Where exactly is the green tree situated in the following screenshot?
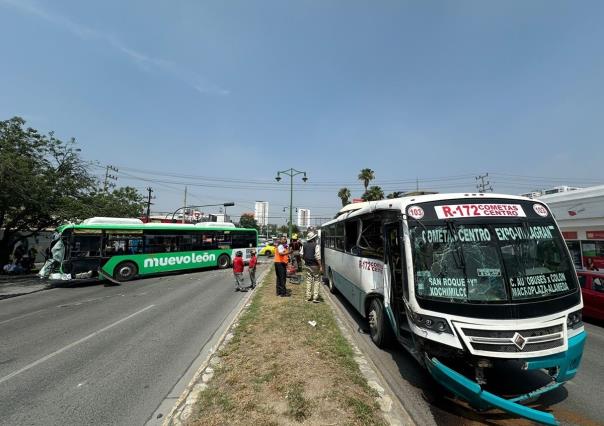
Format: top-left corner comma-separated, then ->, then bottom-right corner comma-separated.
362,186 -> 384,201
278,224 -> 299,236
337,187 -> 351,207
0,117 -> 92,263
0,117 -> 143,263
239,213 -> 258,230
267,224 -> 278,236
79,187 -> 145,219
358,168 -> 375,192
386,191 -> 404,199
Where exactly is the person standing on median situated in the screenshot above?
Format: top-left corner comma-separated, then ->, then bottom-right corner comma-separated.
290,233 -> 302,272
248,249 -> 258,289
274,235 -> 290,297
233,251 -> 248,292
301,230 -> 322,303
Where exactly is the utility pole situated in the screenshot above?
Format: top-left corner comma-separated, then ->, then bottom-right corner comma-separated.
475,173 -> 493,193
145,187 -> 154,221
182,186 -> 188,224
103,165 -> 119,192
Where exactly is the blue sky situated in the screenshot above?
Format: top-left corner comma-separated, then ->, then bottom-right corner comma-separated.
1,0 -> 603,224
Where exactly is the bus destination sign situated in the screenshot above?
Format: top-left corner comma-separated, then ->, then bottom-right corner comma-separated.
435,203 -> 527,219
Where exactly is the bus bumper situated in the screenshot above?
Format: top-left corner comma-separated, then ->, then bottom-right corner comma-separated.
424,331 -> 587,426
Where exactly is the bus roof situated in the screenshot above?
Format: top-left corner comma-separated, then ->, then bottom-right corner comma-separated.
57,222 -> 257,233
324,192 -> 535,226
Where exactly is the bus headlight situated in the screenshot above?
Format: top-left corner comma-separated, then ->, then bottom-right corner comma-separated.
411,313 -> 453,334
567,310 -> 583,329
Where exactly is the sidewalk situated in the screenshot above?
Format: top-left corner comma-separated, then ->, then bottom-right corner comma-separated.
0,273 -> 50,300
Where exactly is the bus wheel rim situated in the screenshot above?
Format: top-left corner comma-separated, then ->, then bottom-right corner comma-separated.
368,309 -> 377,330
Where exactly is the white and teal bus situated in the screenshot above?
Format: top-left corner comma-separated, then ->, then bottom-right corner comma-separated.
321,193 -> 585,425
39,217 -> 257,282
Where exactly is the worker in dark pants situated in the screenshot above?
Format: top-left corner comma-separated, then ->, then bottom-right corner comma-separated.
301,230 -> 322,302
274,235 -> 290,297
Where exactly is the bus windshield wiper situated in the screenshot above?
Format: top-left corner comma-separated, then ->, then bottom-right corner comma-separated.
408,215 -> 428,232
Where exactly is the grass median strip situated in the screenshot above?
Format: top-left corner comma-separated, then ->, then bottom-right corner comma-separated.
189,266 -> 387,425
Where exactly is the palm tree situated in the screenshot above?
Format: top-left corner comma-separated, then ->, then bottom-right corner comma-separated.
358,168 -> 375,192
362,186 -> 384,201
337,187 -> 351,207
386,191 -> 404,199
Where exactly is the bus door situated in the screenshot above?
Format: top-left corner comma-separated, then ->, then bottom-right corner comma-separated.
383,221 -> 411,340
65,229 -> 103,277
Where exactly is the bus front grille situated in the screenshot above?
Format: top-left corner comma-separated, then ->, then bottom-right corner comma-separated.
471,339 -> 564,353
461,325 -> 565,354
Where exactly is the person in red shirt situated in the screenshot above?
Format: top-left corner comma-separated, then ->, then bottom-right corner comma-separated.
233,251 -> 247,292
248,249 -> 258,289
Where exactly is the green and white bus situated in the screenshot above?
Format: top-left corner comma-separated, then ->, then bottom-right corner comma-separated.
39,217 -> 257,282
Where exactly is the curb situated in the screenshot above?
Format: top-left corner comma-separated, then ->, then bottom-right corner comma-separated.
323,288 -> 416,426
162,266 -> 272,426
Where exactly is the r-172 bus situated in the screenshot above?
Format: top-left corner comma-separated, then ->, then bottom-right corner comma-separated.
39,217 -> 257,282
321,193 -> 585,425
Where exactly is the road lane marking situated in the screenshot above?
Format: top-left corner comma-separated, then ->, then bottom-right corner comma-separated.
0,309 -> 47,326
0,304 -> 155,385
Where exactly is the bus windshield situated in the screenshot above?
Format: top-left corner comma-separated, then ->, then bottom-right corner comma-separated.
410,221 -> 577,303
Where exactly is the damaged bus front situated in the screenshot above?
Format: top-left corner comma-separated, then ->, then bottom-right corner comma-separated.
322,194 -> 585,425
404,197 -> 585,425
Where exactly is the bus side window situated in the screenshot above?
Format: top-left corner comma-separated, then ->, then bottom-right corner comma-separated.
358,218 -> 384,260
345,220 -> 360,254
71,235 -> 102,257
201,232 -> 218,250
335,223 -> 345,251
106,234 -> 143,255
144,234 -> 179,253
232,232 -> 257,249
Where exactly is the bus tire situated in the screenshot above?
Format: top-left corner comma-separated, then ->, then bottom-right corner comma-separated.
114,261 -> 138,282
328,269 -> 338,294
368,298 -> 393,348
217,254 -> 231,269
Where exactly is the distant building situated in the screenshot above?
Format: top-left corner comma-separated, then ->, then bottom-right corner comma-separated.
520,186 -> 582,199
298,208 -> 310,228
255,201 -> 269,227
537,185 -> 604,270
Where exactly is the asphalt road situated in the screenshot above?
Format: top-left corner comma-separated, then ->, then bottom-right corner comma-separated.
327,289 -> 604,426
0,262 -> 269,426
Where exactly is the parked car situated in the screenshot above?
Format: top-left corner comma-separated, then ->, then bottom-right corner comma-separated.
258,242 -> 276,257
577,270 -> 604,321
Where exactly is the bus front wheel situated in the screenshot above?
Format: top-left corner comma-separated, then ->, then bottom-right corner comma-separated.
328,269 -> 338,294
217,254 -> 231,269
368,298 -> 393,348
114,261 -> 138,282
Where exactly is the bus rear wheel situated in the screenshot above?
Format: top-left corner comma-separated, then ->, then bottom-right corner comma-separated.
114,261 -> 138,282
217,254 -> 231,269
368,298 -> 393,348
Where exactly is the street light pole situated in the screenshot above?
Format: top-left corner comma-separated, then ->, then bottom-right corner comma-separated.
275,168 -> 307,238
